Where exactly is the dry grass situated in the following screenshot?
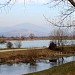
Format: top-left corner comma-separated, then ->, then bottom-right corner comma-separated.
0,46 -> 75,59
0,48 -> 62,59
0,46 -> 75,64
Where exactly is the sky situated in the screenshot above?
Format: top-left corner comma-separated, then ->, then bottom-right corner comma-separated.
0,0 -> 61,28
0,0 -> 74,28
0,0 -> 46,27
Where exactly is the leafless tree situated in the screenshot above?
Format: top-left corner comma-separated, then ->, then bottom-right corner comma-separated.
14,41 -> 22,48
44,0 -> 75,27
50,28 -> 69,51
50,28 -> 68,46
29,33 -> 34,39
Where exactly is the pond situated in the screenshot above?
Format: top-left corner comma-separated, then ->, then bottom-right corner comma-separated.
0,56 -> 75,75
0,40 -> 75,48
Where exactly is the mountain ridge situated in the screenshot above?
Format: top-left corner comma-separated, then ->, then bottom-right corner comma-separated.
0,23 -> 50,37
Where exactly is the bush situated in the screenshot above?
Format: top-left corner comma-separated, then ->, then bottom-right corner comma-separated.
49,41 -> 57,50
7,42 -> 13,48
26,50 -> 38,65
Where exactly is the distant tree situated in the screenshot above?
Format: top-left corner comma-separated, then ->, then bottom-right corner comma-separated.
14,41 -> 22,48
29,33 -> 34,39
49,28 -> 68,51
21,36 -> 25,40
1,35 -> 5,38
50,28 -> 68,46
7,42 -> 13,48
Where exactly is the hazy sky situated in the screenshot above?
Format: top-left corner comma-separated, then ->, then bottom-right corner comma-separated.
0,0 -> 74,28
0,0 -> 61,27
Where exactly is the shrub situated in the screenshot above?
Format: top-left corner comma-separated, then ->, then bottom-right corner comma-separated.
26,50 -> 38,65
49,41 -> 57,50
6,42 -> 13,48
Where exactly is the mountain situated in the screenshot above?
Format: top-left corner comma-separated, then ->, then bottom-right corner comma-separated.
0,23 -> 50,37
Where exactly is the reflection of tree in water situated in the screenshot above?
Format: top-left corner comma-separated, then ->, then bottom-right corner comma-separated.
49,57 -> 64,66
28,64 -> 37,73
50,62 -> 57,67
57,57 -> 64,65
73,56 -> 75,61
50,61 -> 58,67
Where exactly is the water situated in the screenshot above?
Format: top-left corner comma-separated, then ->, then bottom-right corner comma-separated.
0,56 -> 75,75
0,40 -> 75,48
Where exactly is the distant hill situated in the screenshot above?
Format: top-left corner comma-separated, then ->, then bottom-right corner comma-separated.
0,23 -> 50,37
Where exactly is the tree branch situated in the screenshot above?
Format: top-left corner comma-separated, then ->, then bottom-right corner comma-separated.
49,0 -> 62,8
0,0 -> 16,8
68,0 -> 75,7
0,0 -> 11,8
43,14 -> 75,27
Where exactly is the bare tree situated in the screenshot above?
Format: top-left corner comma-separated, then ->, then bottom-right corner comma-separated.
29,33 -> 34,39
14,41 -> 22,48
50,28 -> 68,46
50,28 -> 69,51
42,0 -> 75,28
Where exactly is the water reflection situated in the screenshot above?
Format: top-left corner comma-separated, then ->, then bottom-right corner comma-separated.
28,64 -> 37,73
0,56 -> 75,75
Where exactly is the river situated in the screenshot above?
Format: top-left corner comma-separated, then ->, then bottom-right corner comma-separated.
0,56 -> 75,75
0,40 -> 75,48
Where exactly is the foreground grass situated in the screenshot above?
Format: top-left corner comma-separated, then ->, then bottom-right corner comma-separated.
24,61 -> 75,75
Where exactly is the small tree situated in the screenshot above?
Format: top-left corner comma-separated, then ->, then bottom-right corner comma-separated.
15,41 -> 22,48
29,33 -> 34,39
7,42 -> 13,48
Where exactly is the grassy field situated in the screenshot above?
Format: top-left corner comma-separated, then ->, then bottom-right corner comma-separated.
24,61 -> 75,75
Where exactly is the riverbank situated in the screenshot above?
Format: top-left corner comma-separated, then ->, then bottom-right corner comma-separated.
0,48 -> 63,64
0,46 -> 75,65
0,37 -> 75,41
24,61 -> 75,75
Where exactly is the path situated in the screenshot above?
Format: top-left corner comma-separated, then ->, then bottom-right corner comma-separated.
0,47 -> 44,52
